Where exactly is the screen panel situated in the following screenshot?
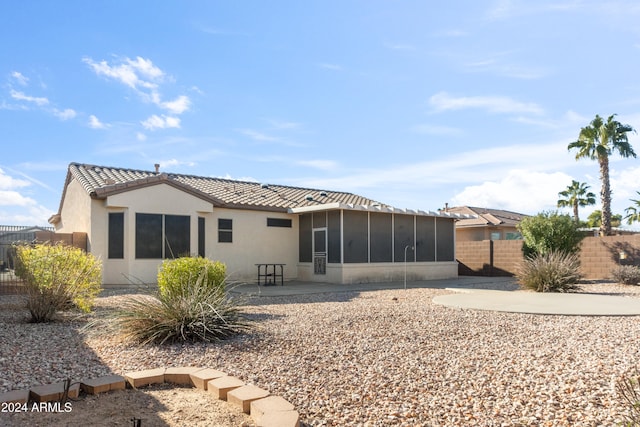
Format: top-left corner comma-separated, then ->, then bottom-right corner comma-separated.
370,212 -> 392,262
416,216 -> 435,262
343,210 -> 368,263
327,210 -> 341,263
436,218 -> 455,261
393,214 -> 415,262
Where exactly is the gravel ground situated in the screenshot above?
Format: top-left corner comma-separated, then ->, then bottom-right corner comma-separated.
2,281 -> 640,426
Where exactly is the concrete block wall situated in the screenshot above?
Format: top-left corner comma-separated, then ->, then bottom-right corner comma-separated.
456,241 -> 492,276
456,235 -> 640,280
491,240 -> 524,276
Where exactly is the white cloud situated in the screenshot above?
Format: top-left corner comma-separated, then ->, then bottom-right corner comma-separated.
136,132 -> 147,141
10,90 -> 49,106
160,95 -> 191,114
88,115 -> 108,129
0,204 -> 55,226
612,166 -> 640,203
83,56 -> 164,90
429,91 -> 544,115
484,0 -> 582,21
450,170 -> 573,214
0,190 -> 36,206
127,56 -> 164,81
296,140 -> 576,212
53,108 -> 76,120
84,56 -> 192,120
0,168 -> 30,190
11,71 -> 29,86
141,114 -> 181,130
158,159 -> 196,169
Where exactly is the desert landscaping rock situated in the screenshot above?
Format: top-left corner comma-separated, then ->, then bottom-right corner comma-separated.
2,281 -> 640,425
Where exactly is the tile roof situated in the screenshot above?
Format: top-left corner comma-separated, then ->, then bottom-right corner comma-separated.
444,206 -> 528,227
62,162 -> 389,213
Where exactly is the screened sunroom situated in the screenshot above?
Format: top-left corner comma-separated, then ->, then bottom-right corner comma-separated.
291,203 -> 462,284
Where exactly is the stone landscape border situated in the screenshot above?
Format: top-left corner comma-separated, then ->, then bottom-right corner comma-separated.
0,366 -> 299,427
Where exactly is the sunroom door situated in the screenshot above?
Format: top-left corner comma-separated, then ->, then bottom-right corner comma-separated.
313,228 -> 327,275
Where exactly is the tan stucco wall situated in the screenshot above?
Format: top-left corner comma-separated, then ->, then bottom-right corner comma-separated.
208,208 -> 298,284
55,179 -> 93,243
456,226 -> 520,242
297,261 -> 458,284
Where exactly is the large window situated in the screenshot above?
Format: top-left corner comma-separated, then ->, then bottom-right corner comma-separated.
218,218 -> 232,243
108,212 -> 124,259
135,213 -> 190,259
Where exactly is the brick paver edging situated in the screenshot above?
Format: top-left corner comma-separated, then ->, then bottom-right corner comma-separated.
0,366 -> 300,427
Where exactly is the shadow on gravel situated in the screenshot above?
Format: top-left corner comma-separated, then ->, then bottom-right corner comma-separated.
0,294 -> 171,427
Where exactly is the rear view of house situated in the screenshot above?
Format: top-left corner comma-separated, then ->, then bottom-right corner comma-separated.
50,163 -> 465,286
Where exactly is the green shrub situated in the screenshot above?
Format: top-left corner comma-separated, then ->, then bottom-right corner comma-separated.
14,243 -> 102,322
110,269 -> 249,344
611,265 -> 640,285
516,250 -> 582,292
157,257 -> 226,298
518,211 -> 584,257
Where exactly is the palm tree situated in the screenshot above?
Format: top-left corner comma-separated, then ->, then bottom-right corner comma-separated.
586,209 -> 622,228
568,114 -> 636,235
557,180 -> 596,224
624,191 -> 640,225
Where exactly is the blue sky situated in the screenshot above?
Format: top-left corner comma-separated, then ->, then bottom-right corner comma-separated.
3,1 -> 640,227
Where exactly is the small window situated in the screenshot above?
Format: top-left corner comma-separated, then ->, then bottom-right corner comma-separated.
490,232 -> 501,241
108,212 -> 124,259
198,217 -> 205,257
267,218 -> 292,228
218,218 -> 232,243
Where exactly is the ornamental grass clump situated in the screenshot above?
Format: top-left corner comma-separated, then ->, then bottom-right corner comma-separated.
516,250 -> 582,293
111,259 -> 249,345
617,372 -> 640,426
611,265 -> 640,286
14,243 -> 102,322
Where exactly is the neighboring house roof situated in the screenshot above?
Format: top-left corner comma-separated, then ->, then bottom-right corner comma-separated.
0,225 -> 54,242
443,206 -> 527,228
0,225 -> 54,233
51,163 -> 392,223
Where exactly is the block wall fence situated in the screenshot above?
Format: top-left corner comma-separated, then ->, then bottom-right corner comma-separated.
456,234 -> 640,280
34,231 -> 87,251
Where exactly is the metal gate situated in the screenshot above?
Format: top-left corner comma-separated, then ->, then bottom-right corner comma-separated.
0,227 -> 46,294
